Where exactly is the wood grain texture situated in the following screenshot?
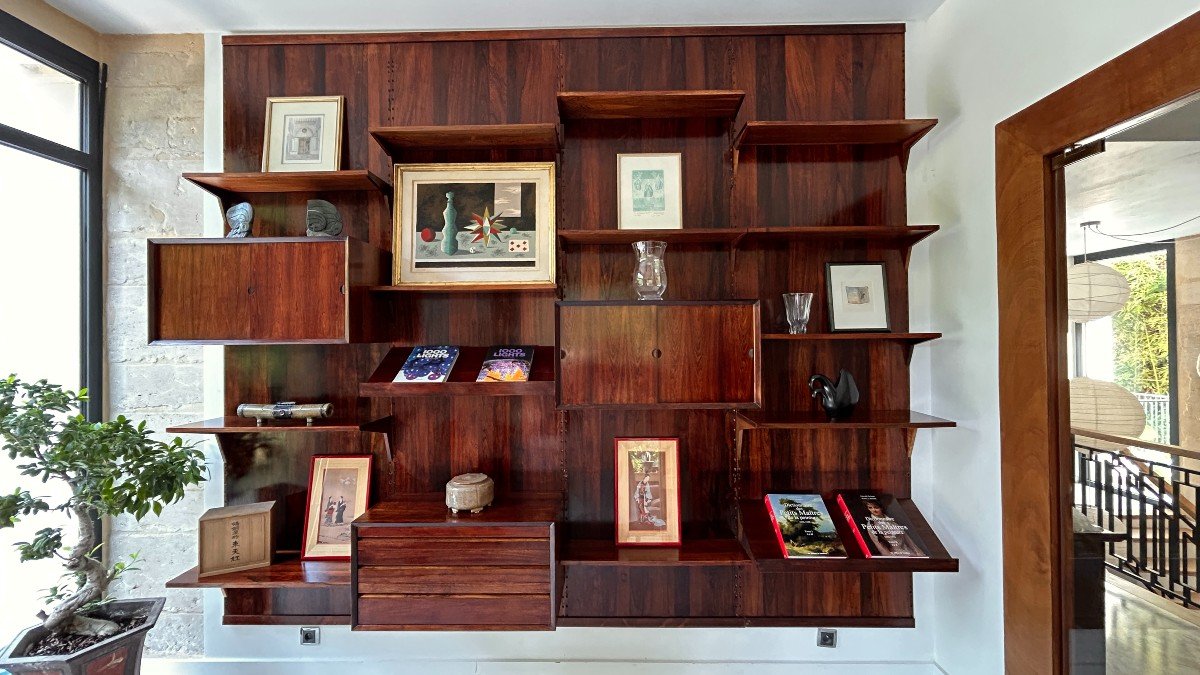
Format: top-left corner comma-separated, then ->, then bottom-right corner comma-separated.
995,12 -> 1200,674
360,346 -> 555,398
370,123 -> 560,155
558,90 -> 745,119
733,119 -> 936,147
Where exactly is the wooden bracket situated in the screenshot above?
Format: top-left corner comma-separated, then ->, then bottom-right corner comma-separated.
905,428 -> 918,458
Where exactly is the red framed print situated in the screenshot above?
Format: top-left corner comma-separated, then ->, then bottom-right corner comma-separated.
301,454 -> 372,560
614,437 -> 681,547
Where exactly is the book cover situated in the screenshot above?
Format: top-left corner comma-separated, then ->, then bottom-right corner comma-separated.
394,346 -> 460,383
476,345 -> 535,383
836,492 -> 929,558
763,494 -> 847,558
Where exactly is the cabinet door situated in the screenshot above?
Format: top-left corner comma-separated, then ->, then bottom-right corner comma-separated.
656,303 -> 758,406
557,304 -> 657,406
249,240 -> 347,342
150,242 -> 252,342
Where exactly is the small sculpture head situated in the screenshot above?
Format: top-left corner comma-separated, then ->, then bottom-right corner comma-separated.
306,199 -> 343,237
225,202 -> 253,238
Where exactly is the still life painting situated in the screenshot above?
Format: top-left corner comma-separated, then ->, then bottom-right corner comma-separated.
302,455 -> 372,560
614,437 -> 681,547
393,163 -> 556,288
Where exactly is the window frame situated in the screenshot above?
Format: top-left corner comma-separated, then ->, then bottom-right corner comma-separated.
0,10 -> 104,422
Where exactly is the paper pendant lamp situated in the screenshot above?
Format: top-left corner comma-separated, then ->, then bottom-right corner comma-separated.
1067,261 -> 1131,322
1069,377 -> 1146,437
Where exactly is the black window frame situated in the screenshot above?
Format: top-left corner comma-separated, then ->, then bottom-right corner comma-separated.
0,10 -> 105,422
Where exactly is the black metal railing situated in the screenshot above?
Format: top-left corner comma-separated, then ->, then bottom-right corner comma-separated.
1074,438 -> 1200,608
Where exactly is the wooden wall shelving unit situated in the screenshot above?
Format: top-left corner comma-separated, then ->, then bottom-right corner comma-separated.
154,24 -> 955,630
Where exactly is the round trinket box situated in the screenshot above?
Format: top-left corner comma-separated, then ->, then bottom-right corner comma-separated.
445,473 -> 495,514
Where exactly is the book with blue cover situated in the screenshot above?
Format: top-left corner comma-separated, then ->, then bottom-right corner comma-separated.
394,346 -> 460,383
763,493 -> 847,558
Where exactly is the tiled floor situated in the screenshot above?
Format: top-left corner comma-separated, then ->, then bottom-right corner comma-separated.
1102,576 -> 1200,674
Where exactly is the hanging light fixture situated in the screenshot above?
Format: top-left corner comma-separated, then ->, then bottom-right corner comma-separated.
1067,221 -> 1130,322
1069,377 -> 1147,437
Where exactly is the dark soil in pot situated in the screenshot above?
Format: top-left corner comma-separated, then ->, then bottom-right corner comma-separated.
20,614 -> 147,658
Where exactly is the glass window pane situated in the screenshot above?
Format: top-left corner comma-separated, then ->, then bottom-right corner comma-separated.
0,42 -> 81,149
0,143 -> 81,640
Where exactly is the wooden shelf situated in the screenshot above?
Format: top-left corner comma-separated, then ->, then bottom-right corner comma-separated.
166,557 -> 350,589
355,493 -> 562,527
738,498 -> 958,573
361,346 -> 556,398
166,417 -> 389,434
561,537 -> 748,567
733,409 -> 955,431
557,226 -> 939,249
557,90 -> 745,120
370,124 -> 559,154
762,332 -> 941,344
558,228 -> 742,245
364,282 -> 558,293
733,119 -> 937,148
183,170 -> 391,204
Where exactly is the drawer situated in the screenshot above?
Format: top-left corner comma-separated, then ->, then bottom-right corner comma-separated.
357,593 -> 553,630
356,537 -> 550,567
356,565 -> 550,595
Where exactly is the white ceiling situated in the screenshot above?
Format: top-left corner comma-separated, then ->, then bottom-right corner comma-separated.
45,0 -> 946,34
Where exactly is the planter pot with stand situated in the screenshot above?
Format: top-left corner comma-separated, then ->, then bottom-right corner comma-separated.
0,597 -> 164,675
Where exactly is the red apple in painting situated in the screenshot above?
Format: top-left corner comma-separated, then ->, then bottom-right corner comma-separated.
420,227 -> 435,242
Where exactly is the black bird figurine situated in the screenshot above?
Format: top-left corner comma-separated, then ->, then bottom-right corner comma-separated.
808,369 -> 860,420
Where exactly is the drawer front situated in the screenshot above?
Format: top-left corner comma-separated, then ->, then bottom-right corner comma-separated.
357,593 -> 553,630
557,304 -> 658,406
656,303 -> 758,405
357,565 -> 550,595
356,536 -> 551,567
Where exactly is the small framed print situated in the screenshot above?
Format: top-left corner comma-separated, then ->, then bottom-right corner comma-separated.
262,95 -> 344,172
826,262 -> 891,332
617,153 -> 682,230
301,454 -> 372,560
614,437 -> 681,547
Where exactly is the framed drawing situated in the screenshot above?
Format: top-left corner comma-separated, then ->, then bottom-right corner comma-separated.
393,162 -> 556,288
614,437 -> 681,547
617,153 -> 682,230
826,262 -> 891,332
262,95 -> 344,172
301,454 -> 372,560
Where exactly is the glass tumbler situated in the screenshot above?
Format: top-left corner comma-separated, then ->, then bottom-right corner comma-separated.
783,292 -> 814,334
632,240 -> 668,300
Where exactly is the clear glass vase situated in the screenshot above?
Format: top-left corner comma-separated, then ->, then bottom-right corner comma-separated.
783,292 -> 813,334
632,240 -> 668,300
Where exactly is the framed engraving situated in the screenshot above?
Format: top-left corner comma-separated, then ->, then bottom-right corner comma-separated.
262,95 -> 344,172
617,153 -> 682,230
825,262 -> 891,332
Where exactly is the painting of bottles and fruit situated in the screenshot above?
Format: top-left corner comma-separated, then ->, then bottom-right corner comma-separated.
393,163 -> 556,288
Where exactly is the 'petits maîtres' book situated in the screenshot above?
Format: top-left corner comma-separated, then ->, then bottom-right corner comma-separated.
763,493 -> 847,558
476,345 -> 535,383
394,346 -> 460,383
836,491 -> 929,558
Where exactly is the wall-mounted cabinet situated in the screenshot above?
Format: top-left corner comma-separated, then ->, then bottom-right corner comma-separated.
556,300 -> 760,409
147,236 -> 389,344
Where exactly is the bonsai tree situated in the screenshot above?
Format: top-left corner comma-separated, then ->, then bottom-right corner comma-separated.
0,376 -> 206,638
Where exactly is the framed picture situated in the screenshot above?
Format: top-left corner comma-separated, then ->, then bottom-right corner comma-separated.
826,262 -> 891,332
301,454 -> 372,560
617,153 -> 682,230
392,162 -> 556,288
614,437 -> 681,547
262,95 -> 344,172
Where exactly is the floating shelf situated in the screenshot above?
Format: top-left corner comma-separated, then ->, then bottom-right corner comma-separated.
762,332 -> 942,344
370,123 -> 560,155
558,228 -> 742,245
734,119 -> 937,148
738,498 -> 958,573
166,417 -> 390,435
361,346 -> 556,398
561,537 -> 748,567
182,170 -> 391,205
557,90 -> 745,120
364,282 -> 558,293
166,556 -> 350,590
733,409 -> 955,431
557,226 -> 939,250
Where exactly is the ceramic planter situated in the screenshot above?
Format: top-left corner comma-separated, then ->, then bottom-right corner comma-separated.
0,597 -> 163,675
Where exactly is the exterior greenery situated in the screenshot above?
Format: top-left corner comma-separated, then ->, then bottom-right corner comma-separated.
1111,254 -> 1169,396
0,376 -> 206,637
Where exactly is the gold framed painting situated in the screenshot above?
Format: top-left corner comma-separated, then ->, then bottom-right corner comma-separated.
262,95 -> 344,172
614,437 -> 682,547
392,162 -> 556,288
301,454 -> 371,560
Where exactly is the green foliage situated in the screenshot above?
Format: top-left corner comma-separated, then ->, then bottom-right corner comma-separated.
1111,256 -> 1169,395
0,375 -> 207,624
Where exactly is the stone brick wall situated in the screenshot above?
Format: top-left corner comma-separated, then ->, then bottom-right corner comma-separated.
102,34 -> 207,657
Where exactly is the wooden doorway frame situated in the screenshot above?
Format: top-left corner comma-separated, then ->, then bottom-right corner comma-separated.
997,11 -> 1200,675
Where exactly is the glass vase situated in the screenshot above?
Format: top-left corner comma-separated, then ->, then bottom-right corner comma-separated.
632,240 -> 668,301
783,292 -> 813,334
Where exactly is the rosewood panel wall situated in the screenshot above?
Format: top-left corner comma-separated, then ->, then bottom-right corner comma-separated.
220,24 -> 916,625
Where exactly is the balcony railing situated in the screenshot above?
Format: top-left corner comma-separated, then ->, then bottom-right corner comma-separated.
1135,392 -> 1171,443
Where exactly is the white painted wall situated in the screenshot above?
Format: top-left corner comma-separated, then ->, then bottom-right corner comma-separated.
904,1 -> 1200,673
